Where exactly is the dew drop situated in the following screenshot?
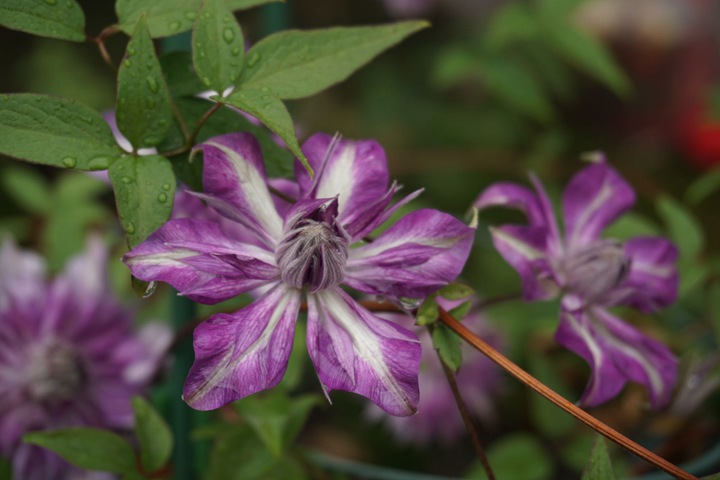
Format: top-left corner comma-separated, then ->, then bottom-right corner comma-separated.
169,21 -> 181,31
246,51 -> 260,67
157,193 -> 168,203
261,86 -> 270,92
121,176 -> 132,184
146,77 -> 159,93
223,28 -> 235,44
184,11 -> 196,20
143,281 -> 157,298
124,59 -> 132,67
127,46 -> 136,56
125,222 -> 136,234
202,76 -> 211,86
231,47 -> 241,56
61,157 -> 76,168
88,156 -> 111,170
162,183 -> 171,191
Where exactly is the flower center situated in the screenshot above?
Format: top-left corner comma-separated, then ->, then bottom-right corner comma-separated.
562,240 -> 631,303
275,199 -> 350,292
27,341 -> 86,405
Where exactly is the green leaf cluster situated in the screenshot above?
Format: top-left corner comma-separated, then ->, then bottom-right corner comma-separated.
22,397 -> 172,479
434,0 -> 629,124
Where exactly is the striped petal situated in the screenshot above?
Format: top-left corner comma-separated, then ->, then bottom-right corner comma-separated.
195,132 -> 284,247
123,219 -> 278,304
345,209 -> 475,300
555,307 -> 677,408
562,158 -> 635,249
307,288 -> 420,416
296,134 -> 390,225
183,284 -> 301,410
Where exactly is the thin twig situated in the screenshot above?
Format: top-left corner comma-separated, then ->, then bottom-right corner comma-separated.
434,335 -> 495,480
87,25 -> 120,72
161,102 -> 224,158
436,307 -> 698,480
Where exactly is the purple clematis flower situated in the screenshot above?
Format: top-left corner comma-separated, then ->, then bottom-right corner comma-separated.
474,155 -> 678,408
124,132 -> 475,415
0,237 -> 170,480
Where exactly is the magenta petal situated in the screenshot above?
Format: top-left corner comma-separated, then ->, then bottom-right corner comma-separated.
489,225 -> 558,301
556,307 -> 677,408
474,182 -> 547,227
0,238 -> 46,316
562,160 -> 635,248
345,209 -> 475,299
196,133 -> 283,247
614,237 -> 679,313
307,288 -> 420,416
297,134 -> 390,224
123,218 -> 278,304
183,284 -> 301,410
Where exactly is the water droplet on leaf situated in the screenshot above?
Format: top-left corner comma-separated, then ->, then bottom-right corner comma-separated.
184,11 -> 196,20
146,77 -> 159,93
121,176 -> 132,184
125,222 -> 136,234
247,52 -> 260,67
157,193 -> 168,203
88,156 -> 111,170
223,28 -> 235,44
169,21 -> 181,31
162,183 -> 171,191
61,157 -> 76,168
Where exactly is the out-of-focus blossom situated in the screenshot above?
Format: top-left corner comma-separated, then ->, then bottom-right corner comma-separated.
0,237 -> 171,480
370,298 -> 503,445
124,132 -> 475,416
475,155 -> 678,408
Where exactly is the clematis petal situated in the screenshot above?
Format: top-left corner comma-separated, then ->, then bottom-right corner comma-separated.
474,182 -> 547,227
0,238 -> 46,316
296,134 -> 390,224
307,288 -> 420,416
344,209 -> 475,299
562,159 -> 635,248
183,284 -> 301,410
344,182 -> 423,241
555,307 -> 677,408
123,218 -> 278,304
609,237 -> 679,313
488,225 -> 559,301
195,132 -> 284,247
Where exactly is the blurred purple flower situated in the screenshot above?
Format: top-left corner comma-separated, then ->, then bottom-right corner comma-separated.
474,155 -> 678,408
370,298 -> 504,445
124,132 -> 475,416
0,237 -> 170,480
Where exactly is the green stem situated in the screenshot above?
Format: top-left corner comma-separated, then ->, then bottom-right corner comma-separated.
169,294 -> 197,480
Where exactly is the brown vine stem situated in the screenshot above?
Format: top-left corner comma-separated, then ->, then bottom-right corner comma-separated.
161,102 -> 224,158
87,25 -> 120,73
436,307 -> 697,480
434,335 -> 495,480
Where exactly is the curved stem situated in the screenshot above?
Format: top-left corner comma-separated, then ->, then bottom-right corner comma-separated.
161,102 -> 223,158
436,307 -> 697,480
433,334 -> 495,480
87,25 -> 120,73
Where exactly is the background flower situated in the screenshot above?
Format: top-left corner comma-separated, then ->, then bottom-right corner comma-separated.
474,156 -> 678,408
0,237 -> 170,480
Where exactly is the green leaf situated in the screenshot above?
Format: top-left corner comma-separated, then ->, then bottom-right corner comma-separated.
656,195 -> 704,260
528,353 -> 575,438
223,88 -> 311,174
438,282 -> 475,300
206,428 -> 275,480
478,56 -> 555,123
415,297 -> 439,326
0,166 -> 51,214
235,392 -> 319,457
432,324 -> 462,372
466,433 -> 552,480
237,21 -> 429,99
108,154 -> 177,247
544,26 -> 630,97
448,301 -> 472,319
0,0 -> 85,41
686,168 -> 720,205
162,51 -> 207,97
483,3 -> 537,50
192,0 -> 245,93
23,428 -> 136,474
116,0 -> 281,38
116,16 -> 173,149
0,94 -> 123,170
132,397 -> 173,474
581,436 -> 615,480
